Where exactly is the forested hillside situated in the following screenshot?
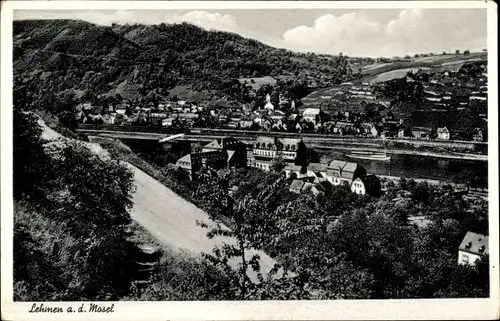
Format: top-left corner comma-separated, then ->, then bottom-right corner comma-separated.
13,19 -> 351,103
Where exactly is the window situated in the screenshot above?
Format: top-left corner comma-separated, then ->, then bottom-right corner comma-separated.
461,254 -> 470,264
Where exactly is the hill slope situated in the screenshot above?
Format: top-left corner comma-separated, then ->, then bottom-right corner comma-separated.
14,19 -> 350,103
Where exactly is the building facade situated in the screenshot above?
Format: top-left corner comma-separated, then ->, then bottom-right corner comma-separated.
437,127 -> 450,140
252,136 -> 307,171
458,231 -> 489,266
326,160 -> 367,186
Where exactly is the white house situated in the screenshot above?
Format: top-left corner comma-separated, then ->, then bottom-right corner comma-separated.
162,118 -> 176,127
303,108 -> 321,125
472,128 -> 484,142
351,177 -> 366,195
458,232 -> 488,266
437,127 -> 450,140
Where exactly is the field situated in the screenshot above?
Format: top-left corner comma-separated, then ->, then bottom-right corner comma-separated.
303,52 -> 487,106
360,52 -> 487,76
238,76 -> 277,91
371,67 -> 431,83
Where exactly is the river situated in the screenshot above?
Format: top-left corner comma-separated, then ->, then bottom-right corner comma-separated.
120,138 -> 488,183
321,151 -> 488,182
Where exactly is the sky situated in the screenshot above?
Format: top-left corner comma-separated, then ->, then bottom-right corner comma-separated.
14,9 -> 487,57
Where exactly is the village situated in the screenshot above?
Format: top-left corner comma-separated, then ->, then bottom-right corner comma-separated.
70,54 -> 490,273
172,133 -> 488,268
75,59 -> 488,144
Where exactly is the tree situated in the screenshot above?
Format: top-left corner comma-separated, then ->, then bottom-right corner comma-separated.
197,193 -> 284,299
411,181 -> 430,204
270,155 -> 287,173
463,50 -> 470,55
456,49 -> 460,54
13,109 -> 50,201
192,143 -> 203,153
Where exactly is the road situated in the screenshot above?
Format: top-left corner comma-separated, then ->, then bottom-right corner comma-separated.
40,119 -> 280,282
128,162 -> 280,281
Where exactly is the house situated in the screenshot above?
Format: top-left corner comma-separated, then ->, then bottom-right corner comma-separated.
306,163 -> 328,179
81,103 -> 92,111
333,121 -> 355,135
264,94 -> 275,111
311,183 -> 326,196
162,117 -> 181,127
115,107 -> 127,115
398,121 -> 412,138
176,154 -> 199,180
303,108 -> 321,125
412,127 -> 433,140
351,174 -> 382,197
176,151 -> 228,180
162,118 -> 175,127
289,179 -> 305,193
246,150 -> 255,168
202,137 -> 247,168
437,127 -> 450,140
148,112 -> 169,125
252,136 -> 307,171
351,177 -> 366,195
284,164 -> 306,179
326,160 -> 366,186
102,113 -> 117,125
75,110 -> 85,122
240,120 -> 254,129
177,113 -> 199,121
85,113 -> 103,124
361,123 -> 378,137
472,128 -> 484,142
458,232 -> 489,266
289,179 -> 314,194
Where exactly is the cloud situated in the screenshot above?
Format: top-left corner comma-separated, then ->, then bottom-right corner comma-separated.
283,12 -> 384,55
14,10 -> 241,33
282,9 -> 487,57
14,9 -> 486,57
181,11 -> 238,32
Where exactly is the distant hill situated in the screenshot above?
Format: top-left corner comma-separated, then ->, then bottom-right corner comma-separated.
13,19 -> 351,103
303,52 -> 487,107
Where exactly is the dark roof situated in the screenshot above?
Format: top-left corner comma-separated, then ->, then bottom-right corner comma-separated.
254,136 -> 302,151
459,231 -> 489,256
412,127 -> 433,133
204,137 -> 243,150
302,182 -> 314,192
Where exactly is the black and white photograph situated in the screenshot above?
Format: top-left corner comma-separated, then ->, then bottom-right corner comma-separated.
1,1 -> 498,320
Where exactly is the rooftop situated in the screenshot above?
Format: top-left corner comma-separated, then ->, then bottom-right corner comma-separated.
177,154 -> 192,164
290,179 -> 305,191
459,231 -> 489,256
